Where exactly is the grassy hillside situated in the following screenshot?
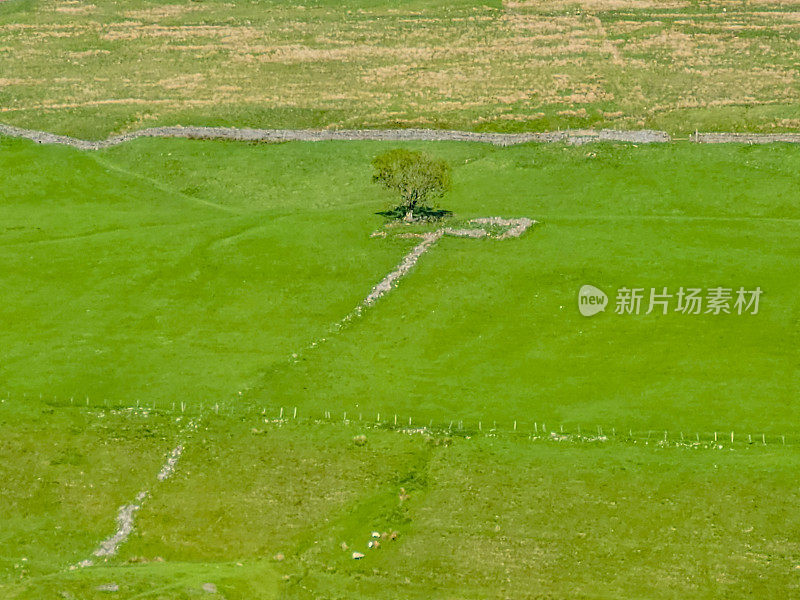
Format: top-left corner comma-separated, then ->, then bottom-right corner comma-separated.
2,137 -> 797,433
1,137 -> 798,598
3,405 -> 800,599
1,0 -> 800,137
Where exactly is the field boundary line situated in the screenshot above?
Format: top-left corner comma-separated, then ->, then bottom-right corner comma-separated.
256,409 -> 797,450
278,218 -> 537,362
4,122 -> 800,148
72,443 -> 184,570
2,396 -> 795,449
356,217 -> 535,312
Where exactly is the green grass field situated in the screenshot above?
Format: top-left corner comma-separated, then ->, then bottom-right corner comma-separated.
2,137 -> 797,432
1,0 -> 800,137
1,136 -> 798,597
7,410 -> 799,599
3,0 -> 799,596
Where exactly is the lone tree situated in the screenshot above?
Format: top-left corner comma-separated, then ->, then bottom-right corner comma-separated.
371,149 -> 452,220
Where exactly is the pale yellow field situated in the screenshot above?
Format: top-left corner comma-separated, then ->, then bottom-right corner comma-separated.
1,0 -> 798,137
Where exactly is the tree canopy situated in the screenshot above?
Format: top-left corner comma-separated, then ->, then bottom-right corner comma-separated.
371,149 -> 451,219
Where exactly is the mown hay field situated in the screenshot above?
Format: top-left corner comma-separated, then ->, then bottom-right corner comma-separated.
1,0 -> 800,137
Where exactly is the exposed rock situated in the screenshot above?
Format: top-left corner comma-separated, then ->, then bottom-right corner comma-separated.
361,217 -> 536,310
75,445 -> 184,568
157,445 -> 183,481
0,124 -> 675,150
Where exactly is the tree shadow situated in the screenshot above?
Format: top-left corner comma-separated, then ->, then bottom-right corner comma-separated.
375,205 -> 453,220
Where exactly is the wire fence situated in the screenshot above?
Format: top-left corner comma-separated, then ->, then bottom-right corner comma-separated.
288,408 -> 794,449
3,392 -> 796,449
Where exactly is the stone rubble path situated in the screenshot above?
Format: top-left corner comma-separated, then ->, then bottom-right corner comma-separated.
360,217 -> 535,311
3,123 -> 800,149
290,218 -> 536,364
73,445 -> 183,569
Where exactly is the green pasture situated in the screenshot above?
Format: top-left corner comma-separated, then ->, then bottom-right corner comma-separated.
0,136 -> 798,597
2,409 -> 799,599
1,137 -> 796,433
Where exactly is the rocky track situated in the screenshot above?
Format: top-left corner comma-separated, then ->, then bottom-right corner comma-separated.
360,218 -> 536,310
3,123 -> 800,149
73,444 -> 184,569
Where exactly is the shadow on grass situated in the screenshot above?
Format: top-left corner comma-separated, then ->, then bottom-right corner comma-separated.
376,206 -> 453,220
